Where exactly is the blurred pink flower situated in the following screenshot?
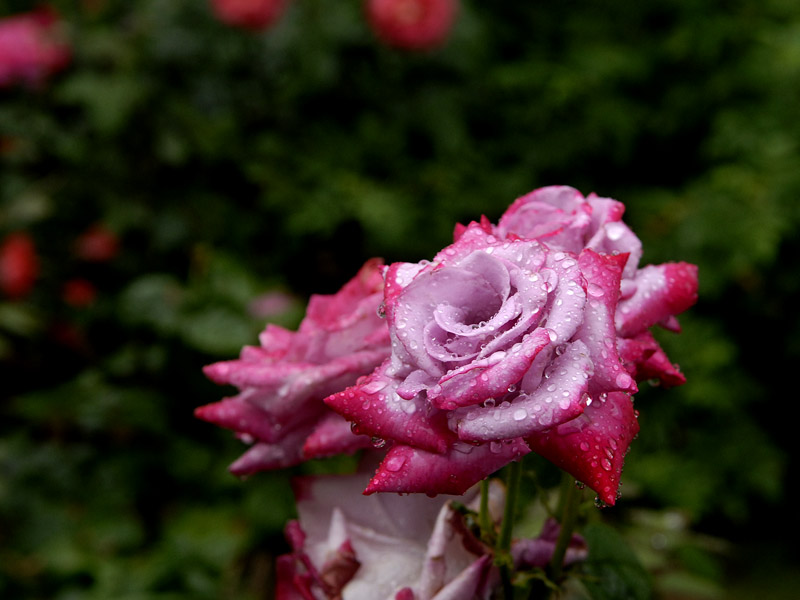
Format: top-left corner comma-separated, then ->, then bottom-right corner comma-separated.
366,0 -> 458,50
277,472 -> 586,599
210,0 -> 289,31
0,7 -> 70,88
197,259 -> 391,475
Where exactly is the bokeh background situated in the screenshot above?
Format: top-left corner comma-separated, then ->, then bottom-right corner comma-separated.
1,0 -> 798,598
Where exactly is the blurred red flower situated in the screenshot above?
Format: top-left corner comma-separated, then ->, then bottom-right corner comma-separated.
366,0 -> 458,50
0,232 -> 39,300
62,278 -> 97,308
0,7 -> 71,88
210,0 -> 289,31
74,224 -> 120,263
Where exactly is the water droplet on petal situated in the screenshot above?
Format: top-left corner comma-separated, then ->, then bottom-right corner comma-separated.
616,372 -> 633,389
384,455 -> 406,472
513,408 -> 527,421
587,283 -> 605,298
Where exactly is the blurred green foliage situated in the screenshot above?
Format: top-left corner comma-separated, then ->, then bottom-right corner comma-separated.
1,0 -> 798,598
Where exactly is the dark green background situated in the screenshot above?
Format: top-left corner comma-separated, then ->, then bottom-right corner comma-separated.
1,1 -> 797,598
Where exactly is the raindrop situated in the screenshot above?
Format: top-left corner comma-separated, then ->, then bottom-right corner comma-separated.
615,372 -> 633,388
384,455 -> 406,472
513,408 -> 527,421
587,283 -> 604,298
371,437 -> 387,448
376,302 -> 387,318
507,384 -> 518,393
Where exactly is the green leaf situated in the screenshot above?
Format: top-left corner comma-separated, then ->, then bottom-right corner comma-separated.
579,522 -> 652,600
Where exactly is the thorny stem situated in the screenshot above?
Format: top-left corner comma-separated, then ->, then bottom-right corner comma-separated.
548,471 -> 583,585
497,458 -> 524,600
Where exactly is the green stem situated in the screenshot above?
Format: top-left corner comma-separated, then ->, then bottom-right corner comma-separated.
497,459 -> 524,600
548,472 -> 583,584
499,459 -> 523,552
479,479 -> 492,542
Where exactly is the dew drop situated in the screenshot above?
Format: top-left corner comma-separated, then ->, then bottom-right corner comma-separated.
384,455 -> 406,472
616,372 -> 633,388
513,408 -> 527,421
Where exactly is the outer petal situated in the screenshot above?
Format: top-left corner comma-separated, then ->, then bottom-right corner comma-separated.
194,397 -> 288,443
325,360 -> 455,454
302,412 -> 373,459
616,262 -> 699,337
526,391 -> 639,506
496,186 -> 590,252
430,555 -> 492,600
576,249 -> 638,395
618,331 -> 686,387
365,441 -> 530,496
228,427 -> 312,475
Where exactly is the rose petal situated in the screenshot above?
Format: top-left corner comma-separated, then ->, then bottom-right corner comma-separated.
429,555 -> 492,600
428,328 -> 552,410
576,249 -> 638,395
618,332 -> 686,387
526,391 -> 639,505
456,340 -> 592,441
325,361 -> 455,454
229,428 -> 311,475
194,397 -> 289,443
616,262 -> 699,337
365,440 -> 530,496
497,186 -> 590,252
302,412 -> 373,459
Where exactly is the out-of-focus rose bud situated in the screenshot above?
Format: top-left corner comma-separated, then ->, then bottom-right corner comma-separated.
0,232 -> 39,300
210,0 -> 289,31
365,0 -> 458,50
62,278 -> 97,308
0,7 -> 71,88
74,224 -> 120,263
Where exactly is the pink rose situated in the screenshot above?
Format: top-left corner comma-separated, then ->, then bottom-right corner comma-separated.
277,471 -> 586,599
326,225 -> 643,505
197,259 -> 391,475
0,7 -> 71,88
210,0 -> 289,31
365,0 -> 458,50
464,186 -> 698,388
277,472 -> 496,600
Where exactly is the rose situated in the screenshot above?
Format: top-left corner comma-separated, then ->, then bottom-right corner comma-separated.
277,472 -> 496,600
277,471 -> 586,599
326,224 -> 642,505
365,0 -> 459,51
209,0 -> 289,31
478,186 -> 698,387
0,232 -> 39,300
197,259 -> 391,475
0,7 -> 70,88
